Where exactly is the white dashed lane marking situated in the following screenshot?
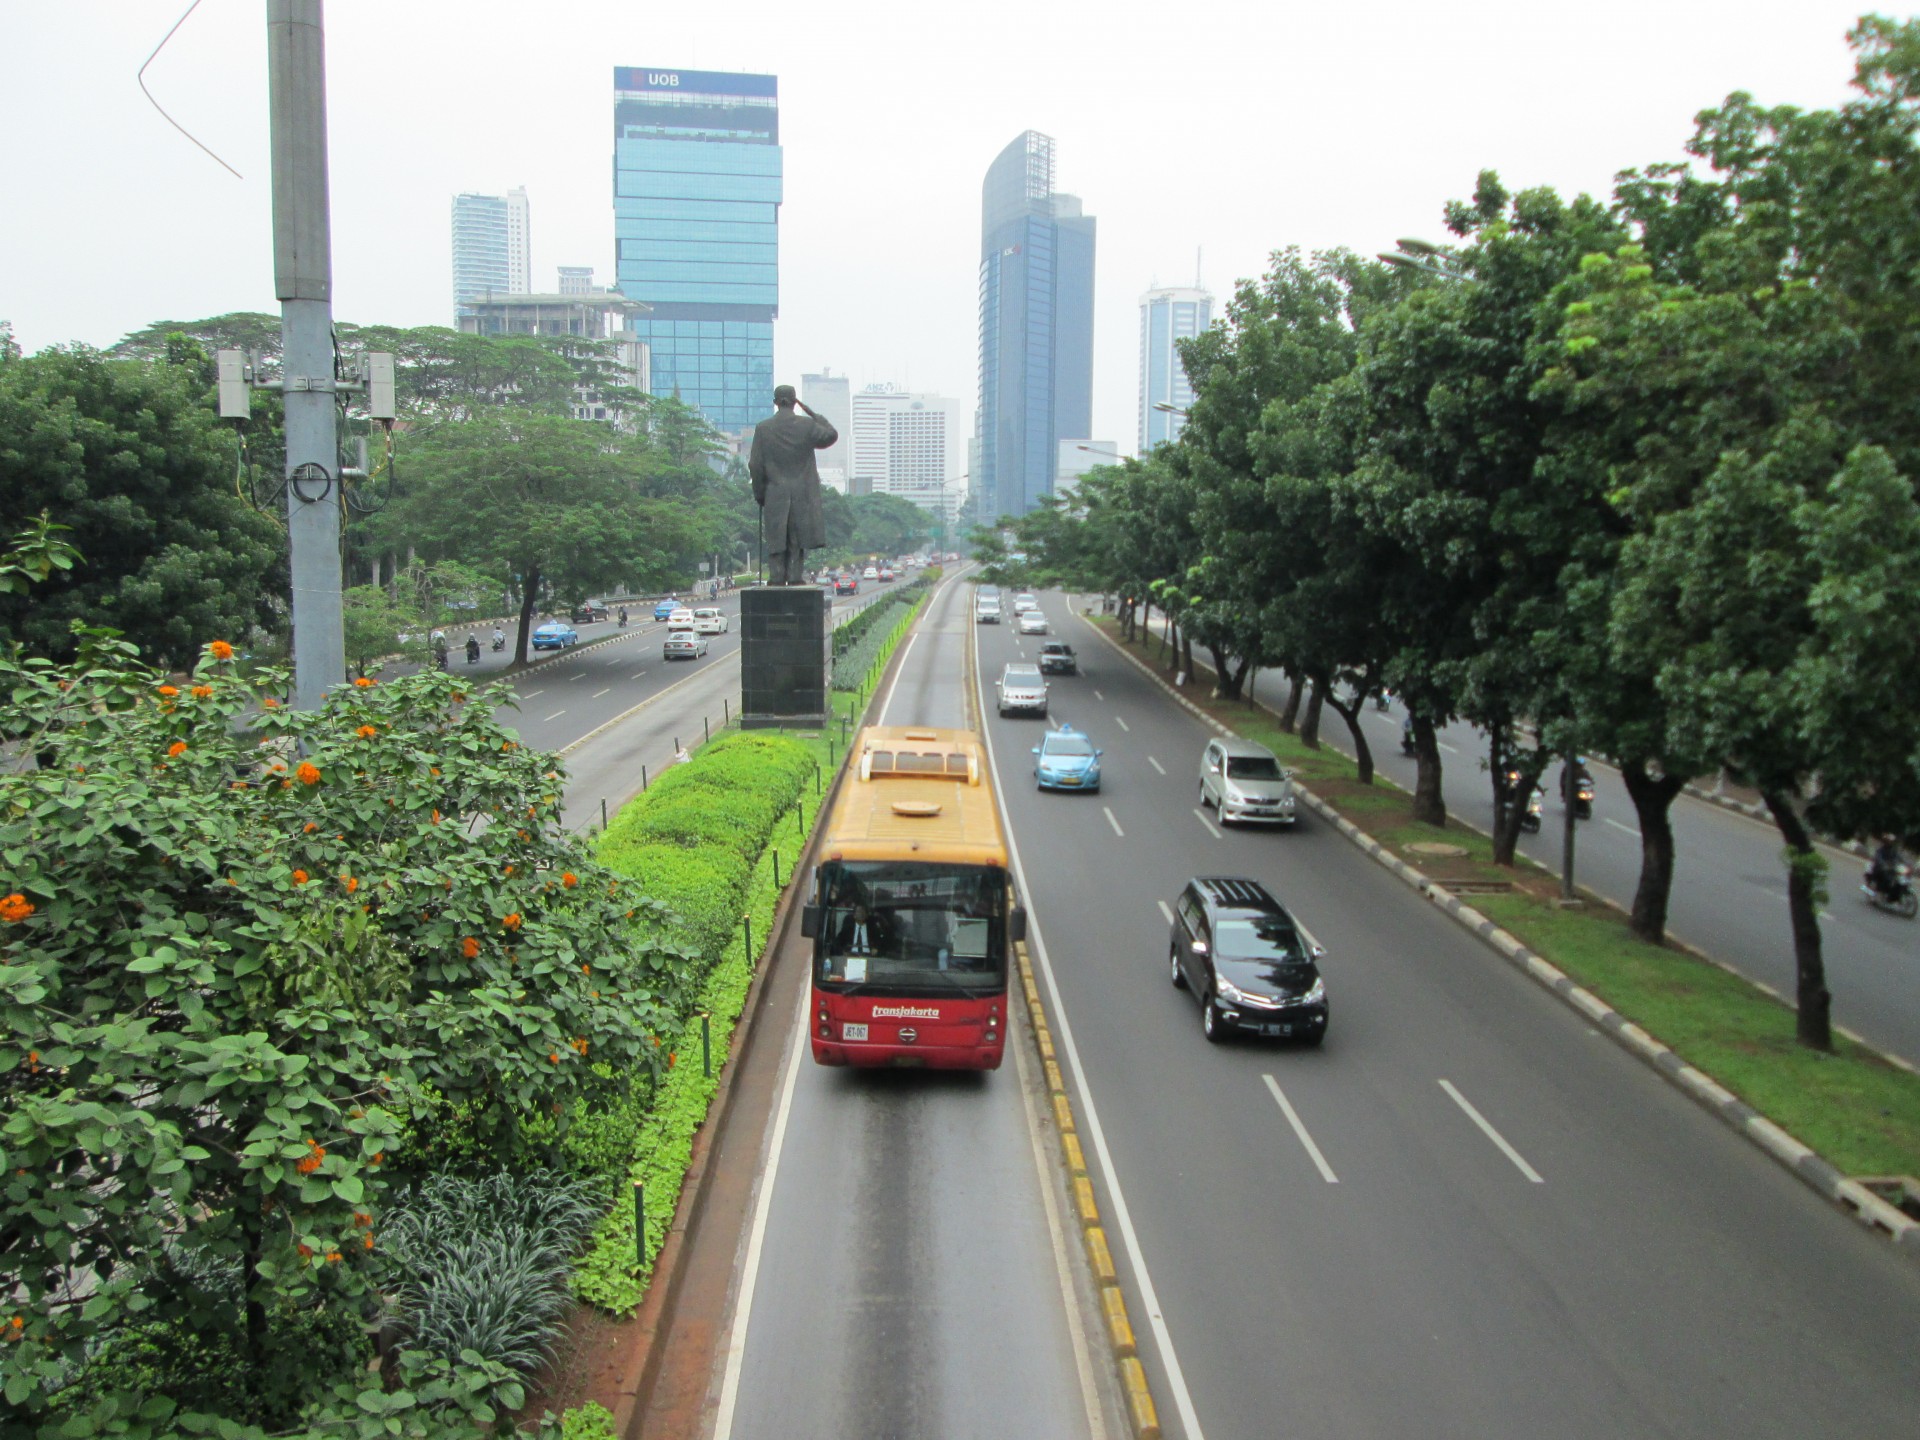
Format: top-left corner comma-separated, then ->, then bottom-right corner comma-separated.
1103,806 -> 1125,838
1147,755 -> 1165,775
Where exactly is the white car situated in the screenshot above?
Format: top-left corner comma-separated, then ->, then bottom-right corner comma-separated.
1011,592 -> 1038,613
663,631 -> 709,661
996,662 -> 1049,718
692,607 -> 728,635
666,607 -> 696,630
1017,610 -> 1049,635
863,565 -> 880,580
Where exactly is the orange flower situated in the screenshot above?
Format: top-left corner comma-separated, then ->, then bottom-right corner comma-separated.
355,725 -> 378,739
304,822 -> 318,833
269,760 -> 286,772
324,1250 -> 342,1264
431,808 -> 441,825
209,640 -> 234,660
190,685 -> 213,699
157,685 -> 179,698
297,1244 -> 313,1259
341,875 -> 358,894
296,762 -> 321,785
461,936 -> 480,958
363,1232 -> 375,1251
292,870 -> 310,886
562,872 -> 578,889
549,1051 -> 560,1064
0,895 -> 34,924
580,963 -> 590,975
370,1152 -> 384,1166
354,676 -> 375,688
668,1051 -> 677,1068
429,766 -> 441,777
517,830 -> 531,842
230,781 -> 249,791
280,779 -> 293,789
264,696 -> 280,709
167,740 -> 188,758
502,912 -> 523,931
503,865 -> 515,878
572,1037 -> 589,1055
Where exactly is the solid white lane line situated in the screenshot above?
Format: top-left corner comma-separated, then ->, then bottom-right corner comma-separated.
876,632 -> 920,725
1103,806 -> 1125,838
713,985 -> 810,1438
1605,817 -> 1641,839
1438,1080 -> 1544,1183
592,688 -> 611,699
1262,1075 -> 1339,1184
1147,755 -> 1165,775
1094,689 -> 1105,701
1157,899 -> 1175,925
1114,717 -> 1130,733
1194,809 -> 1222,840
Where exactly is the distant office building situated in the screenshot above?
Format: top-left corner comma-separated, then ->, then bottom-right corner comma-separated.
801,370 -> 853,492
1139,285 -> 1210,449
976,131 -> 1096,520
1056,440 -> 1119,500
451,188 -> 531,319
557,265 -> 596,295
612,66 -> 781,437
457,291 -> 650,423
851,385 -> 963,519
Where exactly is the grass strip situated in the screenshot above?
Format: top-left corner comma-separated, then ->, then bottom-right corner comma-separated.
1090,616 -> 1920,1180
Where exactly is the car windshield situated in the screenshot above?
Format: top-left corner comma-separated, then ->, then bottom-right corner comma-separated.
1003,667 -> 1040,682
1214,915 -> 1310,963
1226,756 -> 1283,780
1046,735 -> 1095,758
814,861 -> 1009,994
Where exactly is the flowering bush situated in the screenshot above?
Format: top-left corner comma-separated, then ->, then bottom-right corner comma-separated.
0,627 -> 692,1430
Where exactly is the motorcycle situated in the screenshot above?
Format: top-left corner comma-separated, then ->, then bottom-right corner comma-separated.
1561,764 -> 1596,820
1861,862 -> 1918,919
1500,766 -> 1543,834
491,635 -> 506,652
465,638 -> 481,665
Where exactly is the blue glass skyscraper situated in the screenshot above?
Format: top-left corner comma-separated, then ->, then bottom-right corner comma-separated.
976,132 -> 1096,520
612,67 -> 781,436
1138,286 -> 1211,449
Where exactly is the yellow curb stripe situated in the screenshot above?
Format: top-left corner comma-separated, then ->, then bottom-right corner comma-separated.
1052,1092 -> 1076,1134
1084,1225 -> 1118,1284
1044,1058 -> 1068,1095
1101,1285 -> 1137,1358
1120,1356 -> 1162,1440
1062,1132 -> 1088,1176
1073,1174 -> 1100,1227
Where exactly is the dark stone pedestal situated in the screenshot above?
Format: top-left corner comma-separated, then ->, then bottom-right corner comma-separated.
740,586 -> 829,729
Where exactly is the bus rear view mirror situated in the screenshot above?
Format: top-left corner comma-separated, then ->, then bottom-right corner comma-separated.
1009,907 -> 1028,943
800,905 -> 821,939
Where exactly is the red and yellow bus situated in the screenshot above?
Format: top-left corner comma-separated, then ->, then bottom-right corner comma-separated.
802,725 -> 1025,1069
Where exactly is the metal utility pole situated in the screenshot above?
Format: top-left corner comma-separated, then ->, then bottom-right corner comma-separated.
268,0 -> 343,710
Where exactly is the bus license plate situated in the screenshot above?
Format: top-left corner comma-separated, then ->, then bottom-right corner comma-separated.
842,1023 -> 869,1041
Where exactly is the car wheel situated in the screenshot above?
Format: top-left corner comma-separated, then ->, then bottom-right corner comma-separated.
1202,991 -> 1225,1043
1169,945 -> 1186,990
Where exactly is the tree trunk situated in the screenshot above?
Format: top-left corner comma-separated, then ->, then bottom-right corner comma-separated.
515,565 -> 541,667
1299,681 -> 1324,748
1324,691 -> 1374,784
1410,714 -> 1446,826
1620,759 -> 1686,943
1489,730 -> 1539,868
1559,750 -> 1579,902
1761,789 -> 1833,1051
1181,630 -> 1195,685
1280,672 -> 1303,732
1217,652 -> 1250,703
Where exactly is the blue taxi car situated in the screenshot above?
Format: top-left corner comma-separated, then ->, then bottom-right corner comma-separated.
1033,725 -> 1103,792
531,622 -> 580,651
653,597 -> 678,621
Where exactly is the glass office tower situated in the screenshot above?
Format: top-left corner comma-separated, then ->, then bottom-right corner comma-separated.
1138,286 -> 1211,449
976,131 -> 1096,520
612,67 -> 781,436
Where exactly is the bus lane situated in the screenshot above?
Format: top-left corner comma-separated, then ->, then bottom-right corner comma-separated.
972,591 -> 1920,1440
711,571 -> 1107,1439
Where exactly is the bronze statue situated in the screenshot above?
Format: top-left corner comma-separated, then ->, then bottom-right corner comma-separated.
748,384 -> 838,584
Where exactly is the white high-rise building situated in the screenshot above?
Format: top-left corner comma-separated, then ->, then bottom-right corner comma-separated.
1139,284 -> 1211,449
851,385 -> 963,519
557,265 -> 595,295
801,370 -> 853,493
451,187 -> 533,320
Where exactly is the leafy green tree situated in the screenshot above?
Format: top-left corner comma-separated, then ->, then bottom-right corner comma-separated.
342,583 -> 426,678
0,346 -> 286,669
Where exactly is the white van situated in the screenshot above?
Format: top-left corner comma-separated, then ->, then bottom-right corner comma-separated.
975,596 -> 1002,624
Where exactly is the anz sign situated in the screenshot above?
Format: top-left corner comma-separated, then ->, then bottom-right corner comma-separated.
614,66 -> 778,98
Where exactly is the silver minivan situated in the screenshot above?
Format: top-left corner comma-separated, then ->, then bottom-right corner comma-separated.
1198,737 -> 1297,825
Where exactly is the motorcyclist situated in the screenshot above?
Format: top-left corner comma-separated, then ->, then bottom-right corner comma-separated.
1868,837 -> 1906,900
1560,757 -> 1593,802
618,607 -> 629,628
492,625 -> 505,651
465,635 -> 480,664
430,633 -> 449,671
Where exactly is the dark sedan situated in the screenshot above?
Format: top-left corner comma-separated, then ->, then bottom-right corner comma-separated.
1169,876 -> 1327,1044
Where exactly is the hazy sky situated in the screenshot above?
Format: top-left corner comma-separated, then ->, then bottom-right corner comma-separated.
1,1 -> 1879,455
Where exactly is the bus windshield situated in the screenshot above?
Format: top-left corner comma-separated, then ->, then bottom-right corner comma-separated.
814,860 -> 1009,995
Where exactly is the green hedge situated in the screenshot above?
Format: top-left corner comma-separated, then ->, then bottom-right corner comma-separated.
832,571 -> 936,658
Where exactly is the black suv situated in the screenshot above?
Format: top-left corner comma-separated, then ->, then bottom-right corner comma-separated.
1038,641 -> 1078,675
1169,877 -> 1327,1044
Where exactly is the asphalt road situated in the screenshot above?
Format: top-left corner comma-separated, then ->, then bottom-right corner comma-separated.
713,569 -> 1107,1439
1199,651 -> 1920,1068
977,594 -> 1920,1440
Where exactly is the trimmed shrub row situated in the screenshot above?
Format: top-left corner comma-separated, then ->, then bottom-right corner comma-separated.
831,571 -> 937,658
